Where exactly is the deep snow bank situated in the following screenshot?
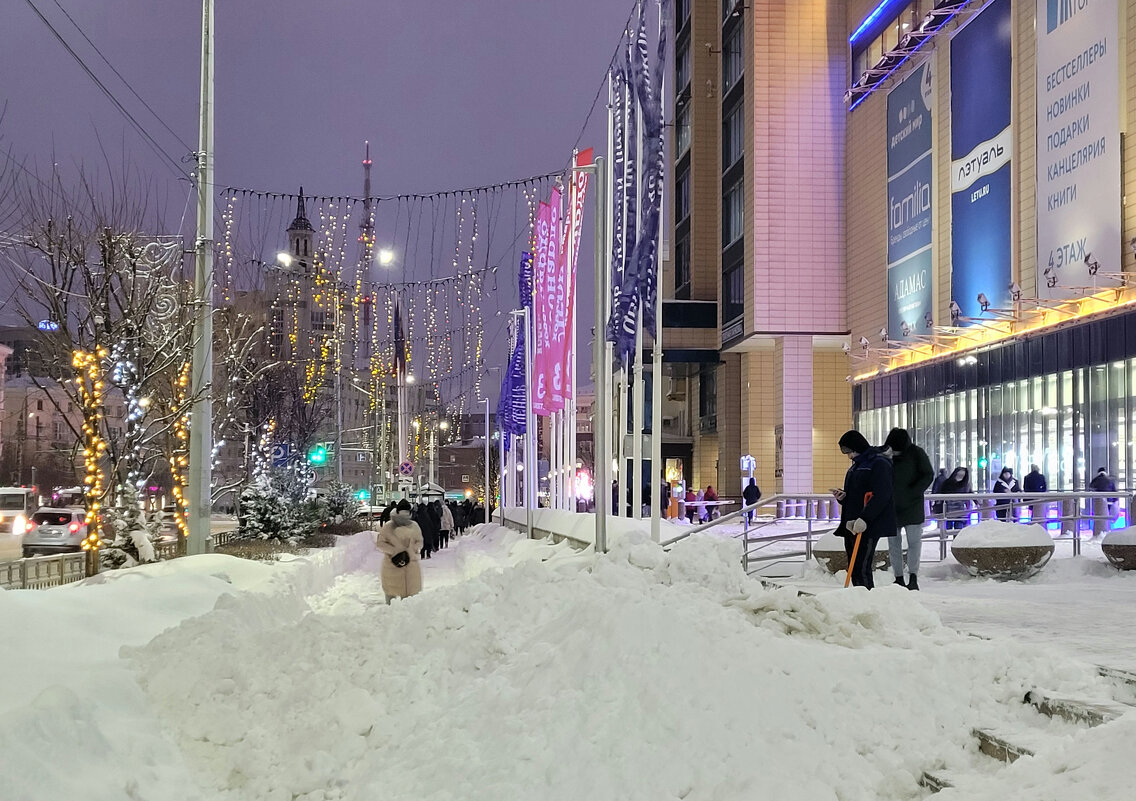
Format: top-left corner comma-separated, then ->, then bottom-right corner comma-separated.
128,531 -> 1118,801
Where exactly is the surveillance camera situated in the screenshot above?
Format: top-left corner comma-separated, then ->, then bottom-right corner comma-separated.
900,321 -> 912,338
1085,252 -> 1100,275
1009,281 -> 1022,301
841,342 -> 851,353
878,327 -> 888,341
858,335 -> 870,349
1128,237 -> 1136,255
949,301 -> 962,321
977,293 -> 990,311
923,311 -> 934,329
844,375 -> 852,383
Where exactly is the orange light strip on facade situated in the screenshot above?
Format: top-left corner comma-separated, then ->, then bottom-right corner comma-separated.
854,285 -> 1136,382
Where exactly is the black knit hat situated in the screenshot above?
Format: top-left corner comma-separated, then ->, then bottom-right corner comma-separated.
838,430 -> 871,454
883,427 -> 911,452
396,499 -> 412,512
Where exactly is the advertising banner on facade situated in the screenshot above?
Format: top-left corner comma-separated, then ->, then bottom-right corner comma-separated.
887,61 -> 934,341
950,0 -> 1013,320
1036,0 -> 1120,297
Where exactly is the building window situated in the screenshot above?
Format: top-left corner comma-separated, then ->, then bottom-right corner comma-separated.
36,399 -> 43,411
675,102 -> 691,157
675,234 -> 690,294
699,364 -> 717,432
723,23 -> 743,92
676,38 -> 691,91
849,0 -> 929,88
722,176 -> 744,247
675,166 -> 690,224
722,99 -> 743,170
676,0 -> 690,28
723,261 -> 744,324
311,311 -> 333,332
53,421 -> 64,440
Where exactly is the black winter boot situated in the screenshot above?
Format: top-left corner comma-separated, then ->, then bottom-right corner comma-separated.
893,576 -> 906,587
907,575 -> 919,591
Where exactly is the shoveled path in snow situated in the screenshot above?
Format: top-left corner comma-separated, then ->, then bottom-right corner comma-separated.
775,538 -> 1136,674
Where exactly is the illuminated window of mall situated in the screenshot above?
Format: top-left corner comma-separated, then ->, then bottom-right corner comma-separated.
849,0 -> 930,86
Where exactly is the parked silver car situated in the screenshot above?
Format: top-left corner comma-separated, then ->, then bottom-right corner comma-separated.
22,508 -> 88,556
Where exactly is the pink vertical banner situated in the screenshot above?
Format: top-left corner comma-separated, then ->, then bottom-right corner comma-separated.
560,148 -> 592,403
532,194 -> 559,417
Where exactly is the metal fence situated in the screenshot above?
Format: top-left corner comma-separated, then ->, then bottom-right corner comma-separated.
662,489 -> 1132,575
2,524 -> 243,591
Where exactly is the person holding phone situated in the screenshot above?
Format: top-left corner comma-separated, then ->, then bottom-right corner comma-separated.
833,430 -> 896,589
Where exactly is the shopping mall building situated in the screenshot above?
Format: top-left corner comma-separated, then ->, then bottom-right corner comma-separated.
664,0 -> 1136,499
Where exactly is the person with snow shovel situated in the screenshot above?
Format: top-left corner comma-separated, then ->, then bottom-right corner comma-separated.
832,430 -> 896,590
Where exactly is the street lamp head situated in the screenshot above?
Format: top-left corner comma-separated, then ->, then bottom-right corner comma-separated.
412,419 -> 421,430
439,420 -> 448,431
406,374 -> 416,385
275,251 -> 293,268
377,248 -> 395,266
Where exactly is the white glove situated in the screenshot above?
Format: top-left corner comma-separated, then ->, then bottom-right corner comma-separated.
850,518 -> 868,535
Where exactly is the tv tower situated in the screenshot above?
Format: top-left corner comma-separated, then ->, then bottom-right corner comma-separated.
357,141 -> 376,366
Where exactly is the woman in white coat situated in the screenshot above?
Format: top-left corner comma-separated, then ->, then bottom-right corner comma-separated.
375,499 -> 424,603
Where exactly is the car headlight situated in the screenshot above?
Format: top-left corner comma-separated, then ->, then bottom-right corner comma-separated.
12,514 -> 26,537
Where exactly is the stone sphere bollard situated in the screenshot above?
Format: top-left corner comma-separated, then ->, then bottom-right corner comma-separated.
951,520 -> 1054,579
1101,527 -> 1136,570
813,530 -> 890,574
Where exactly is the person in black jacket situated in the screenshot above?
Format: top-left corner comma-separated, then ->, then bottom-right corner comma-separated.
832,430 -> 896,589
1089,467 -> 1118,536
992,467 -> 1020,521
742,478 -> 762,525
882,428 -> 934,590
1023,464 -> 1048,527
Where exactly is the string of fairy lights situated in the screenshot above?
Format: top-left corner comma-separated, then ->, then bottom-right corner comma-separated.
219,173 -> 556,469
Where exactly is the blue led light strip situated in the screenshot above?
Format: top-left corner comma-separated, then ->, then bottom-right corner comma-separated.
848,3 -> 968,110
849,0 -> 910,46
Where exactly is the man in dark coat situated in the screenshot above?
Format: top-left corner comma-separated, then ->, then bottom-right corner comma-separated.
833,430 -> 896,590
1023,464 -> 1048,527
1089,467 -> 1118,536
882,428 -> 934,590
742,478 -> 762,525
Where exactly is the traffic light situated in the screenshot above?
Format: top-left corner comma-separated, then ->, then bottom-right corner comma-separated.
308,445 -> 328,465
978,456 -> 989,470
355,488 -> 370,501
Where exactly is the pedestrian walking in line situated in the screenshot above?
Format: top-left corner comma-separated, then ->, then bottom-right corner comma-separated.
415,502 -> 437,558
1089,467 -> 1118,536
684,487 -> 696,523
938,467 -> 972,532
930,467 -> 949,516
882,428 -> 934,590
375,499 -> 423,603
438,500 -> 454,549
832,430 -> 896,590
993,467 -> 1020,521
742,477 -> 762,525
1023,464 -> 1048,525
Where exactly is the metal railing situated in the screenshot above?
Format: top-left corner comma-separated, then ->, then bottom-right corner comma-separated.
0,552 -> 88,590
662,490 -> 1132,575
3,523 -> 245,590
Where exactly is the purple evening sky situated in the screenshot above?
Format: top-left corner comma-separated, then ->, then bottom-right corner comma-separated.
1,0 -> 634,387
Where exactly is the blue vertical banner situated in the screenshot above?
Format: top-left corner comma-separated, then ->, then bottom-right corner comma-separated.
497,251 -> 533,444
887,61 -> 934,341
950,0 -> 1013,321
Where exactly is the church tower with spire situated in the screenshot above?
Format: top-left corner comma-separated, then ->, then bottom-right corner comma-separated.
286,187 -> 314,274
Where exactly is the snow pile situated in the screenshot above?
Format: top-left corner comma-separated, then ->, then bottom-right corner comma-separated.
126,530 -> 1116,801
954,520 -> 1053,548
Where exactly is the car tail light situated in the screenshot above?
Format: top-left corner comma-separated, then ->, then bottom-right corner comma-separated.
25,521 -> 36,532
69,522 -> 80,533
